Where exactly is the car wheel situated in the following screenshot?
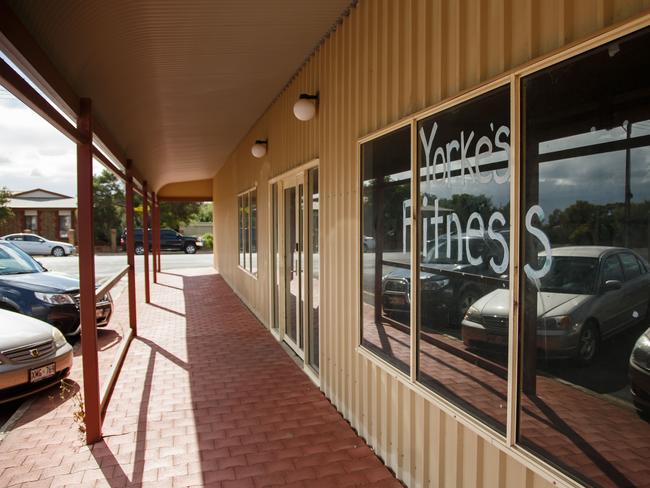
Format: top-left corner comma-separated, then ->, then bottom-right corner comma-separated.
52,246 -> 65,257
575,321 -> 599,365
135,244 -> 145,255
184,243 -> 197,254
455,288 -> 480,325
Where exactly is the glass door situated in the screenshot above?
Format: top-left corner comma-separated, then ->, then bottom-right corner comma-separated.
283,179 -> 304,357
276,167 -> 319,372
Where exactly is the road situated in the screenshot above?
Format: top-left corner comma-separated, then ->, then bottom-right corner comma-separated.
38,251 -> 214,282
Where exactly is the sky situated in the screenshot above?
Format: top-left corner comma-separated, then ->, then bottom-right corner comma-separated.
0,85 -> 79,196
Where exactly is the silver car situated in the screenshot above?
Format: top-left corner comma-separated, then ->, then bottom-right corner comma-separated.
1,233 -> 76,257
0,308 -> 73,403
462,246 -> 650,364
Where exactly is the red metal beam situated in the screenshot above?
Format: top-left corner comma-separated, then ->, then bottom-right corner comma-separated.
77,98 -> 101,444
156,200 -> 162,273
142,183 -> 151,304
152,192 -> 158,284
125,162 -> 137,335
0,57 -> 82,144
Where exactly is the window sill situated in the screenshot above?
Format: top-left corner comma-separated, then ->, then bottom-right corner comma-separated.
237,265 -> 258,280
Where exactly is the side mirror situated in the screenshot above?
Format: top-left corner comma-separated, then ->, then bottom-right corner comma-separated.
603,279 -> 622,292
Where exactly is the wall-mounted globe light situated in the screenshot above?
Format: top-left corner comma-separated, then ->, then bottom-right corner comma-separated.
251,139 -> 268,158
293,93 -> 319,121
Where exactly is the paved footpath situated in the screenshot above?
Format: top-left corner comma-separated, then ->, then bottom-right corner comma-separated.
0,268 -> 401,488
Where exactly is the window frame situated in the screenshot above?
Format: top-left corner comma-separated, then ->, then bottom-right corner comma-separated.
355,12 -> 650,488
237,186 -> 258,278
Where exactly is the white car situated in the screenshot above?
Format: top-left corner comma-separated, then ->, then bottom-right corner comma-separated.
0,308 -> 73,403
1,233 -> 76,257
462,246 -> 650,364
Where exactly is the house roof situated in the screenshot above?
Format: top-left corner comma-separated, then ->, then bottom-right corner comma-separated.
8,197 -> 77,209
11,188 -> 73,200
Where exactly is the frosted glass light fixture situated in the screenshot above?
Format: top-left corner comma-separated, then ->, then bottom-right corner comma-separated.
293,93 -> 319,121
251,139 -> 267,158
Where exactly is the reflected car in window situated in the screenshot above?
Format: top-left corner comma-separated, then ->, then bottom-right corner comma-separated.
382,232 -> 509,326
630,327 -> 650,413
462,246 -> 650,364
0,308 -> 73,403
1,233 -> 75,257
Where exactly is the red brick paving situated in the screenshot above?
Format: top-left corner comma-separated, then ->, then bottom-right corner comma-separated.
0,269 -> 400,487
362,307 -> 650,488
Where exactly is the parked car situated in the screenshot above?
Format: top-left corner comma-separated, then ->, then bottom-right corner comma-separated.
1,233 -> 75,257
462,246 -> 650,364
120,228 -> 202,255
0,241 -> 112,337
381,232 -> 509,326
630,327 -> 650,413
0,308 -> 73,403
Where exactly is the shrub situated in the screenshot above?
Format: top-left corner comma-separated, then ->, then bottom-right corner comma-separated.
201,233 -> 214,250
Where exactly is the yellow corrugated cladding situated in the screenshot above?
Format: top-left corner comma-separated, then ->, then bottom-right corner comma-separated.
213,1 -> 650,487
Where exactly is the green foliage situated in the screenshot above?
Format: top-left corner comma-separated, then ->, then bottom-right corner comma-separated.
159,201 -> 201,230
0,187 -> 13,225
545,200 -> 650,248
201,233 -> 214,250
93,170 -> 124,243
195,203 -> 213,222
132,195 -> 201,231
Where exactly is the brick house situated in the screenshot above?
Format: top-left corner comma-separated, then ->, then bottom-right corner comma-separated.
0,189 -> 77,242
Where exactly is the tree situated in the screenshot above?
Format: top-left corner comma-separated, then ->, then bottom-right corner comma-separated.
133,196 -> 201,231
93,170 -> 125,243
159,201 -> 201,230
0,187 -> 13,225
195,203 -> 213,222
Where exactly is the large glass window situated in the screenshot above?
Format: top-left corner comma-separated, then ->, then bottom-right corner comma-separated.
361,125 -> 411,374
416,85 -> 511,434
308,168 -> 320,371
520,27 -> 650,487
237,188 -> 257,275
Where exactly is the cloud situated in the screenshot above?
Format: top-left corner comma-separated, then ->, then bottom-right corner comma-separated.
0,86 -> 76,195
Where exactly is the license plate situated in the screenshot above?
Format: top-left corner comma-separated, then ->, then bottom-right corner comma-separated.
388,296 -> 406,306
30,363 -> 56,383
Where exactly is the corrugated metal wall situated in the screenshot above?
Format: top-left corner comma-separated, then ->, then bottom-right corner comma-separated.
213,1 -> 650,486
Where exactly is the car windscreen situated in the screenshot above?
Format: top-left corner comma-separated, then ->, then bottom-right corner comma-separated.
425,235 -> 487,265
0,243 -> 43,275
536,256 -> 599,295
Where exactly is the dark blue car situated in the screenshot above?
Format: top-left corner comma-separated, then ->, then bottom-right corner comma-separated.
0,241 -> 112,337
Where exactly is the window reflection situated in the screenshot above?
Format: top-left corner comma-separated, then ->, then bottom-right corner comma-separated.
416,85 -> 511,434
361,126 -> 411,373
520,27 -> 650,487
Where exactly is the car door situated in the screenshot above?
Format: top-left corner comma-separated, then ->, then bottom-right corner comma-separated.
20,235 -> 43,254
30,236 -> 50,255
595,254 -> 628,337
618,252 -> 649,325
6,235 -> 30,253
160,230 -> 175,250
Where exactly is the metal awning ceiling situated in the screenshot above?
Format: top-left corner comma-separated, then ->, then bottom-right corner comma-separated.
4,0 -> 351,191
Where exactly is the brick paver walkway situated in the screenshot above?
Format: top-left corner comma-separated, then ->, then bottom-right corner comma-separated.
0,269 -> 400,488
